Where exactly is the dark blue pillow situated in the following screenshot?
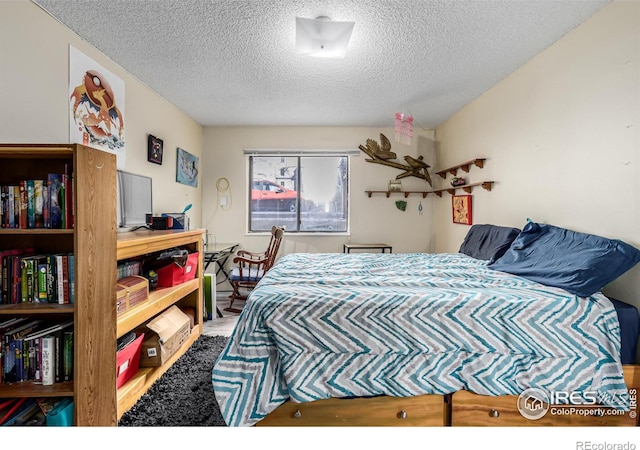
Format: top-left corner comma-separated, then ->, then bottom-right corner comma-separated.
459,224 -> 521,263
488,221 -> 640,297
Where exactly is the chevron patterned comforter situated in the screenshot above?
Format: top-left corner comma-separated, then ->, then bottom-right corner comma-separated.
212,252 -> 629,426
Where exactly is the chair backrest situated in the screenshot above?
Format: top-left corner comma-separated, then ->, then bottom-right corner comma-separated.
264,226 -> 284,272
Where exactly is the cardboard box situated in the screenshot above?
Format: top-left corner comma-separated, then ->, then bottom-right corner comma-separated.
116,332 -> 144,389
157,252 -> 199,287
116,275 -> 149,314
138,306 -> 191,368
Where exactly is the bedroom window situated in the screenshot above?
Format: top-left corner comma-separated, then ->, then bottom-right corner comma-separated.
247,153 -> 349,233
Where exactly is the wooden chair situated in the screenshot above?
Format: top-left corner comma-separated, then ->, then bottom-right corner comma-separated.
225,226 -> 285,313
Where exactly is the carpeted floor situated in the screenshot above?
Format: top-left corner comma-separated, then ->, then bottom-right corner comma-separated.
118,334 -> 229,427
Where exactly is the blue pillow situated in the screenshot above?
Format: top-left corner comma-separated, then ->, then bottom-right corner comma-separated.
488,221 -> 640,297
459,224 -> 520,263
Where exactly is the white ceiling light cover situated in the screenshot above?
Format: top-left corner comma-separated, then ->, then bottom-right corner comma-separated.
295,16 -> 355,58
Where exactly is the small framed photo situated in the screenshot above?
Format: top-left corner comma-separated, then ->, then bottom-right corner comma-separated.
452,194 -> 472,225
147,134 -> 163,165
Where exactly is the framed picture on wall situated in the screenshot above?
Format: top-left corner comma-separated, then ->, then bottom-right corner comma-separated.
147,134 -> 163,165
176,147 -> 199,187
452,194 -> 472,225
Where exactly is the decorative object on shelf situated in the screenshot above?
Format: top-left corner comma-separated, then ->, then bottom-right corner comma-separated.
452,194 -> 472,225
394,112 -> 414,145
395,200 -> 407,211
176,147 -> 199,187
358,134 -> 432,186
388,180 -> 402,191
451,177 -> 465,187
147,134 -> 163,165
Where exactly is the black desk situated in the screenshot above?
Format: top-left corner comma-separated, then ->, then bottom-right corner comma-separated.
204,243 -> 239,318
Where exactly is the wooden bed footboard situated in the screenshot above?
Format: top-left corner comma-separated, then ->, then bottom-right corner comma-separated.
256,393 -> 448,426
256,365 -> 638,427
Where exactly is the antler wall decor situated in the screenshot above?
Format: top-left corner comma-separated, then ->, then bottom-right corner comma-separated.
358,133 -> 432,186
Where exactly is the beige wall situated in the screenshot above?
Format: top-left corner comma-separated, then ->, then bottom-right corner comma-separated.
202,127 -> 436,255
435,1 -> 640,306
0,1 -> 203,227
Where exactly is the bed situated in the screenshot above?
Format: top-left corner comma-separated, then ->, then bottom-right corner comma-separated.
212,222 -> 640,427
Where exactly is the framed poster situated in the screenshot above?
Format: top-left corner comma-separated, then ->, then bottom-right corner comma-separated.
147,135 -> 163,165
69,45 -> 126,168
452,194 -> 472,225
176,147 -> 199,187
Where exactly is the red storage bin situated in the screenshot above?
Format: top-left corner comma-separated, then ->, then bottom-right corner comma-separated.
116,332 -> 144,389
157,252 -> 199,287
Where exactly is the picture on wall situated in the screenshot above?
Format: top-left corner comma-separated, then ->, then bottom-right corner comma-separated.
69,45 -> 126,169
176,147 -> 199,187
452,194 -> 472,225
147,135 -> 163,165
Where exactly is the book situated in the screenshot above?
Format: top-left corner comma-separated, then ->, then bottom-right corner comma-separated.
40,336 -> 55,385
22,319 -> 73,342
7,185 -> 15,228
68,254 -> 75,304
46,254 -> 57,304
34,179 -> 44,228
37,260 -> 48,302
1,398 -> 41,426
20,256 -> 35,303
47,173 -> 63,229
0,398 -> 28,425
26,179 -> 35,229
2,319 -> 43,382
62,331 -> 73,381
42,183 -> 49,228
61,253 -> 70,304
0,186 -> 6,228
55,254 -> 65,304
18,180 -> 27,229
12,186 -> 19,228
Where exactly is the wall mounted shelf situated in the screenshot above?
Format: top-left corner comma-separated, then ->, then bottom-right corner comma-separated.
430,181 -> 494,196
365,181 -> 494,198
365,190 -> 431,198
435,158 -> 486,178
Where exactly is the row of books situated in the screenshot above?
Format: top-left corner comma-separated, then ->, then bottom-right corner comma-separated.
1,249 -> 74,305
0,317 -> 73,386
0,397 -> 73,426
0,169 -> 74,229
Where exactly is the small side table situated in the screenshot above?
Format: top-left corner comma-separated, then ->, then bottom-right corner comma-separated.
343,243 -> 392,253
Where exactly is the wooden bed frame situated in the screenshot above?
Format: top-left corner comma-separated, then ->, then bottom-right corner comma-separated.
257,365 -> 639,426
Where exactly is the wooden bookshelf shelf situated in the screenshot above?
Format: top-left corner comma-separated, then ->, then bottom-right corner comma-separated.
0,143 -> 117,426
115,229 -> 204,420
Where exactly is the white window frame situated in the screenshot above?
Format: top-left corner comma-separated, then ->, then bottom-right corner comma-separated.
244,149 -> 359,235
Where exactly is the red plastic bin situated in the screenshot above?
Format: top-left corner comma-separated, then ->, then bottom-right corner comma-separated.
157,252 -> 199,287
116,332 -> 144,389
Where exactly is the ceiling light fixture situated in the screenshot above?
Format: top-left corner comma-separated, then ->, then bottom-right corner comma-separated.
295,16 -> 355,58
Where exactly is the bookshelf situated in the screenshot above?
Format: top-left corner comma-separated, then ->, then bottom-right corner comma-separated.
115,229 -> 204,420
0,143 -> 117,425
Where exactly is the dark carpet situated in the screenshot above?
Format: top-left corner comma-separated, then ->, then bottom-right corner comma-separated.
118,334 -> 229,427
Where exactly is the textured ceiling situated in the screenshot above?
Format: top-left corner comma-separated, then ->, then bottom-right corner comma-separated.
33,0 -> 609,128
